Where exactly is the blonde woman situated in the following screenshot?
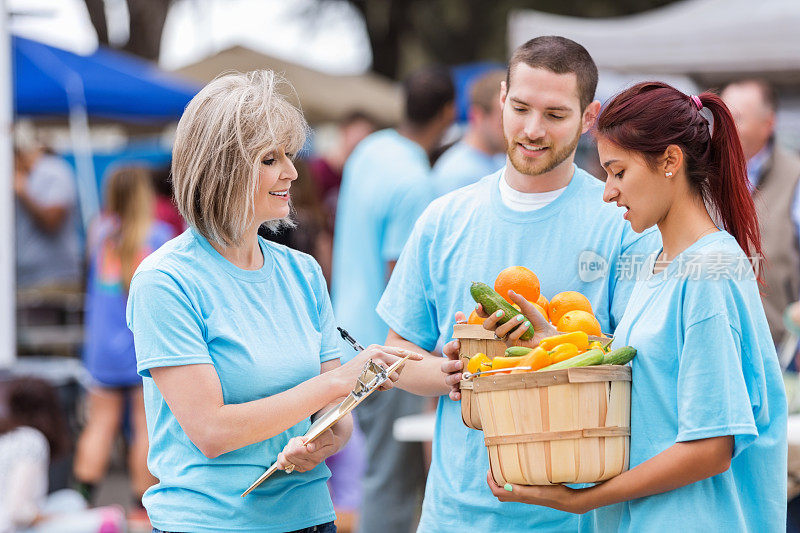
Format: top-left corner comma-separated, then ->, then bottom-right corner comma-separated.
74,166 -> 173,508
126,70 -> 419,533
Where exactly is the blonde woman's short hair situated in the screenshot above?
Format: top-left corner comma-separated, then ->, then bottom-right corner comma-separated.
172,70 -> 308,246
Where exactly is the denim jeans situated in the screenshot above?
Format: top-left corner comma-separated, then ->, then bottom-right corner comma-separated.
153,522 -> 336,533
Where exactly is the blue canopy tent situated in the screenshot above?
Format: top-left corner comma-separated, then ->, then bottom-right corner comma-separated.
12,35 -> 199,227
14,35 -> 199,121
451,61 -> 506,123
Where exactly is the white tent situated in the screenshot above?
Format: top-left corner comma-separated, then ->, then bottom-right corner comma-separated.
508,0 -> 800,81
174,46 -> 402,126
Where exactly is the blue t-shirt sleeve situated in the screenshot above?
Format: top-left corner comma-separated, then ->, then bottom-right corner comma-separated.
309,260 -> 343,364
609,226 -> 661,331
127,269 -> 212,377
676,313 -> 758,457
376,210 -> 439,351
381,178 -> 431,262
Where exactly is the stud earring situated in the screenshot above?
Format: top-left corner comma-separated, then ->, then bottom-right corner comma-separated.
665,171 -> 673,177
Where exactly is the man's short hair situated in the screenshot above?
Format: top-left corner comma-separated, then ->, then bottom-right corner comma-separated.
506,36 -> 598,111
721,78 -> 778,113
403,65 -> 455,126
470,69 -> 505,113
172,70 -> 308,246
340,110 -> 378,129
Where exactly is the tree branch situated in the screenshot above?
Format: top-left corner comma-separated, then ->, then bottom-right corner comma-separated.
83,0 -> 109,46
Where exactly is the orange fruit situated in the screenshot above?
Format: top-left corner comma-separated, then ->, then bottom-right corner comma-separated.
467,309 -> 483,325
537,294 -> 549,310
557,310 -> 602,337
548,291 -> 593,326
532,303 -> 548,320
494,266 -> 540,304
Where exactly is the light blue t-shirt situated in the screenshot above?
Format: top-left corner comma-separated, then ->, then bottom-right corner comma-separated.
126,229 -> 341,533
584,231 -> 787,532
376,167 -> 660,532
431,140 -> 503,197
331,129 -> 433,358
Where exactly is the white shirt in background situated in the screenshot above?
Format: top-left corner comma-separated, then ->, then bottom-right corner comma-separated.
498,168 -> 567,212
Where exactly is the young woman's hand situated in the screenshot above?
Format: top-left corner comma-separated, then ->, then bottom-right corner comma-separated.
442,312 -> 466,401
332,345 -> 423,396
486,471 -> 591,514
476,290 -> 557,348
275,429 -> 337,473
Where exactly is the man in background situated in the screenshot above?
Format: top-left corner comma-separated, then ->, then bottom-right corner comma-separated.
14,142 -> 81,290
331,65 -> 455,533
722,79 -> 800,345
432,69 -> 506,197
309,111 -> 378,232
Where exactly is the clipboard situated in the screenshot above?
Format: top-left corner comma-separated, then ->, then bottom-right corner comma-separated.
241,353 -> 413,496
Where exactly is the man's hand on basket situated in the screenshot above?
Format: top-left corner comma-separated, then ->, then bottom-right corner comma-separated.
476,290 -> 557,348
486,471 -> 592,514
442,311 -> 467,401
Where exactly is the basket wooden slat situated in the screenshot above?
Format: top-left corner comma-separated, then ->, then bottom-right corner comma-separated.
454,324 -> 507,430
599,380 -> 631,481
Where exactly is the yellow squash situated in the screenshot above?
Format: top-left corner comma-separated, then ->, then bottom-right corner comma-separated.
539,331 -> 589,351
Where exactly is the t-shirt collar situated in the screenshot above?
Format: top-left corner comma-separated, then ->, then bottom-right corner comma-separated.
191,228 -> 274,282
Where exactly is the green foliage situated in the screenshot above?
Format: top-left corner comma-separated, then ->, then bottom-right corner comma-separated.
337,0 -> 680,78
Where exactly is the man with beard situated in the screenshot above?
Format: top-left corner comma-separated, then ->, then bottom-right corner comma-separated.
375,36 -> 660,531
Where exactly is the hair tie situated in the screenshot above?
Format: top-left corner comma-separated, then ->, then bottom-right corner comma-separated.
690,95 -> 703,110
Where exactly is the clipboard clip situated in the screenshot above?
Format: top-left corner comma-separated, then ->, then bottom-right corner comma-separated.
352,359 -> 390,397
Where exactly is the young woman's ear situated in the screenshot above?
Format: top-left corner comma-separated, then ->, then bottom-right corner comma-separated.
663,145 -> 684,178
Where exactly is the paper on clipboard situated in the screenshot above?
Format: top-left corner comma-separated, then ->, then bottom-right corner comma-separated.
241,353 -> 413,496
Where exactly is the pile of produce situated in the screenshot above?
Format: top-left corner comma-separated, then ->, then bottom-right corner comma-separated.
468,266 -> 603,338
466,330 -> 636,375
464,266 -> 636,375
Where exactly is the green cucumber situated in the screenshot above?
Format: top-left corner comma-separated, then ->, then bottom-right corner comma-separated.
602,346 -> 636,366
505,346 -> 534,357
537,348 -> 604,371
470,282 -> 534,341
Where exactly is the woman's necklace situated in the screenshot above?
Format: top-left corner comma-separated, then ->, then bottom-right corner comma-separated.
692,225 -> 718,242
656,225 -> 718,266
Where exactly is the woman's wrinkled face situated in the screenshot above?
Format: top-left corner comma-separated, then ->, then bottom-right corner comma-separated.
598,137 -> 671,233
254,147 -> 298,224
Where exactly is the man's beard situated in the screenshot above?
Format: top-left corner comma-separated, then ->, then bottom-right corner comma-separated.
505,123 -> 582,176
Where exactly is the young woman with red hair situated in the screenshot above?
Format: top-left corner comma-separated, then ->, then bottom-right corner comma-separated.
488,82 -> 787,531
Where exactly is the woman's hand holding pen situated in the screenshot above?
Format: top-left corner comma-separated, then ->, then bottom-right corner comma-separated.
331,345 -> 423,396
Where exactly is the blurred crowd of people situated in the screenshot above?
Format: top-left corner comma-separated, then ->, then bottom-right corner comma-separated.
5,61 -> 800,533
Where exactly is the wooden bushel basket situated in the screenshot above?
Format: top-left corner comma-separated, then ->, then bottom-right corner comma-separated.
473,365 -> 631,485
454,324 -> 508,430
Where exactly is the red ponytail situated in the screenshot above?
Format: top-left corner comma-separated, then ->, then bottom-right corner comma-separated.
596,82 -> 763,281
700,93 -> 763,270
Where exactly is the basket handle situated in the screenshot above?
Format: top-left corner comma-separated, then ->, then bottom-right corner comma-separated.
484,426 -> 630,446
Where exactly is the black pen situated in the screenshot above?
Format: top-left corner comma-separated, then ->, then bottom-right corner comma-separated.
337,327 -> 365,352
